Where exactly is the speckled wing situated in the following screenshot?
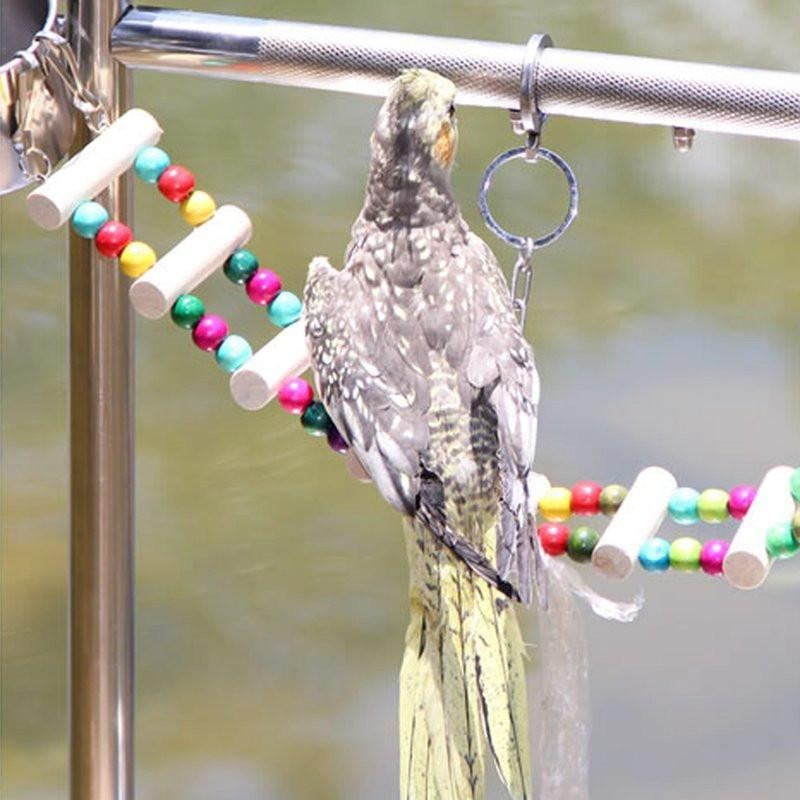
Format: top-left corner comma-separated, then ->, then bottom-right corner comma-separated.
303,253 -> 431,516
463,232 -> 541,604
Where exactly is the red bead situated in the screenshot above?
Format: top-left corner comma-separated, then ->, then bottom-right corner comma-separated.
94,221 -> 133,257
570,481 -> 603,515
538,522 -> 570,556
157,165 -> 196,202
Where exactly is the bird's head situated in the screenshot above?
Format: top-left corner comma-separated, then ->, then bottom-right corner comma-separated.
371,69 -> 458,175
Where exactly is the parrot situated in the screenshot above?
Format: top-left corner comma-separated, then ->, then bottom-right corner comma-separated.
303,68 -> 541,800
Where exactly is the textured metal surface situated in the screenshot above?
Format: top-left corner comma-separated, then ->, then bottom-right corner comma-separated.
68,1 -> 135,799
111,6 -> 800,141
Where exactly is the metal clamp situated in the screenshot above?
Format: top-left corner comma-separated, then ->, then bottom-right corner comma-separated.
511,33 -> 553,160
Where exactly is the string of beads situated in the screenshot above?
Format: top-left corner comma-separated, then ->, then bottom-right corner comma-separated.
537,471 -> 800,576
68,144 -> 347,454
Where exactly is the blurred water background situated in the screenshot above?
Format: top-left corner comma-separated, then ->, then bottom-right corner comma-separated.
2,0 -> 800,797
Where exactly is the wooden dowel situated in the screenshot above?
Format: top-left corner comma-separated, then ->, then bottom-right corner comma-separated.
724,465 -> 794,590
129,205 -> 252,319
27,108 -> 162,230
229,321 -> 311,410
592,466 -> 677,579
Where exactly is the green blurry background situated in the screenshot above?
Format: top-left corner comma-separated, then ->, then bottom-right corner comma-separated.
2,1 -> 799,797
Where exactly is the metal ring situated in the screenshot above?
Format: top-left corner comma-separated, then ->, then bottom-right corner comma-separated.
478,145 -> 579,251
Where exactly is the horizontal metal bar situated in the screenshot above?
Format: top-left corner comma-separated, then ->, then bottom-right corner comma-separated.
112,6 -> 800,142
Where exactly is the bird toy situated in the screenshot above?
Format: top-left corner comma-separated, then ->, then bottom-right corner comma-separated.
23,68 -> 799,800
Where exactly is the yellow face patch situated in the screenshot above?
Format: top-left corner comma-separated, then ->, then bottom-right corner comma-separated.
433,120 -> 456,168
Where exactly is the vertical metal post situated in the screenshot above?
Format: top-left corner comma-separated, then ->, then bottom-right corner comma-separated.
68,1 -> 134,799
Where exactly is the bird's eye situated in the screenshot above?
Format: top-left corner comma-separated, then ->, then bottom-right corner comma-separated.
447,103 -> 456,118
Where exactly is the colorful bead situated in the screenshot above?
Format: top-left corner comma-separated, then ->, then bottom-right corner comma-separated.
71,201 -> 109,238
792,509 -> 800,545
133,146 -> 171,183
638,538 -> 671,572
157,165 -> 196,202
245,269 -> 282,305
668,487 -> 700,525
268,291 -> 303,327
327,425 -> 350,454
95,220 -> 133,258
700,539 -> 729,576
790,467 -> 800,504
728,485 -> 757,520
669,537 -> 702,572
278,377 -> 314,415
538,487 -> 572,522
214,334 -> 252,373
570,481 -> 603,515
170,294 -> 205,329
697,489 -> 730,524
567,526 -> 599,563
179,190 -> 216,226
599,484 -> 627,516
118,241 -> 157,278
224,249 -> 259,284
538,522 -> 570,557
301,401 -> 332,436
765,522 -> 800,559
191,314 -> 229,352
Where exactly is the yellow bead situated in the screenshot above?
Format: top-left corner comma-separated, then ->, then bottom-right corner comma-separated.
538,487 -> 573,522
179,190 -> 216,226
119,241 -> 157,278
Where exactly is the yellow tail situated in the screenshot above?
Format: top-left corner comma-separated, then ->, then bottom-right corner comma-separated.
400,521 -> 532,800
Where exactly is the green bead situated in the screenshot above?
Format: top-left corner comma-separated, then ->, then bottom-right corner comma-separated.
669,537 -> 702,572
790,468 -> 800,503
224,248 -> 259,284
599,484 -> 627,516
567,526 -> 599,563
301,401 -> 332,436
697,489 -> 730,524
170,294 -> 205,329
765,521 -> 800,559
792,508 -> 800,545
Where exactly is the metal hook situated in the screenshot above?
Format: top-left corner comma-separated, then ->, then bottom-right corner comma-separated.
511,33 -> 553,161
32,31 -> 110,133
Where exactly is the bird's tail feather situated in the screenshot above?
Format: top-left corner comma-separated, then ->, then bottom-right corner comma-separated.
400,521 -> 532,800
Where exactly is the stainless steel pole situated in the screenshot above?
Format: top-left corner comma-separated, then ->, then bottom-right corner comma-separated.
111,6 -> 800,142
68,1 -> 134,799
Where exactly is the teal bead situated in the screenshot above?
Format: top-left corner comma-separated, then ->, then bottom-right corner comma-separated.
170,294 -> 205,329
765,522 -> 800,559
301,401 -> 332,436
224,248 -> 259,284
639,537 -> 671,572
566,526 -> 599,563
268,291 -> 303,327
134,146 -> 171,183
214,335 -> 252,373
790,467 -> 800,503
668,487 -> 700,525
71,201 -> 109,238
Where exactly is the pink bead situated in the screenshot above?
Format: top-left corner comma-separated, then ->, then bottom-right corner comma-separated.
700,539 -> 729,576
191,314 -> 228,351
245,269 -> 282,305
728,485 -> 757,520
277,377 -> 314,414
